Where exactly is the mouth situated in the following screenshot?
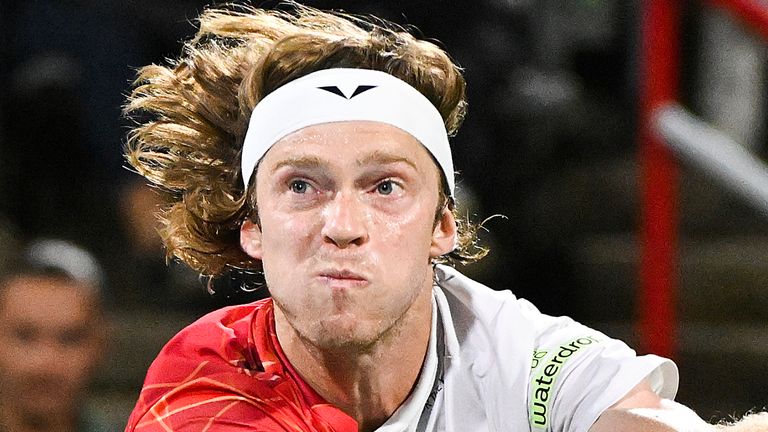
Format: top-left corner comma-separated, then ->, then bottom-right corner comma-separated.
317,269 -> 369,288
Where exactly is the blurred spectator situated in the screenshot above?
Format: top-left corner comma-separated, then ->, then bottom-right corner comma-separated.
0,0 -> 210,261
0,239 -> 111,432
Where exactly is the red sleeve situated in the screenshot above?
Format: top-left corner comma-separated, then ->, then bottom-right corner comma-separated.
127,371 -> 324,431
124,302 -> 356,432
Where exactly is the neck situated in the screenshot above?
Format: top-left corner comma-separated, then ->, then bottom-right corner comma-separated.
276,286 -> 433,432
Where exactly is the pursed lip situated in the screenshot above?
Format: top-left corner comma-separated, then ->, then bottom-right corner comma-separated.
317,269 -> 369,286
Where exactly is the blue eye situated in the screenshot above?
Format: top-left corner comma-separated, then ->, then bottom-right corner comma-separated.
290,180 -> 310,194
377,180 -> 394,195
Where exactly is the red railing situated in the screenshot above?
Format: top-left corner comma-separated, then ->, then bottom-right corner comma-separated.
638,0 -> 768,359
707,0 -> 768,40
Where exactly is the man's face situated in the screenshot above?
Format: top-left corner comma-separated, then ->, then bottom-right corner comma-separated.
0,275 -> 104,419
241,121 -> 456,350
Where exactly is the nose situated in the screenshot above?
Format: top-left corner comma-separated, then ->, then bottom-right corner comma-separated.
321,191 -> 369,248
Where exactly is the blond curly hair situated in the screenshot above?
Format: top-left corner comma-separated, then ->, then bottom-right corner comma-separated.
124,3 -> 487,277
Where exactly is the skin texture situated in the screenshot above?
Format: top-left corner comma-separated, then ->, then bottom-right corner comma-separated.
240,121 -> 456,431
0,275 -> 105,432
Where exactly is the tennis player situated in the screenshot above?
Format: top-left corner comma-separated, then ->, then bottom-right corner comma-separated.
123,4 -> 765,431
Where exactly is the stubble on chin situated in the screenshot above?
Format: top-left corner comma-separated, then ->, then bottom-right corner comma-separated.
273,265 -> 434,355
277,301 -> 382,354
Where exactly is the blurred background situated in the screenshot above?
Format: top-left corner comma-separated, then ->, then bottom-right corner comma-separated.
0,0 -> 766,429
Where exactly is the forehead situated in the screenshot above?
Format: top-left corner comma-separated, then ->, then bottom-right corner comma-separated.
0,275 -> 97,326
259,121 -> 440,172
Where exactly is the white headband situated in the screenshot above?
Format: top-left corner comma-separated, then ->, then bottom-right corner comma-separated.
240,68 -> 455,197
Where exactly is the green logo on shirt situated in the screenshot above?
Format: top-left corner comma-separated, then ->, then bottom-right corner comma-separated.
529,336 -> 602,430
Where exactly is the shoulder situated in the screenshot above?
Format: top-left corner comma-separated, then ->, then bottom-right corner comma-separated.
434,266 -> 678,432
157,300 -> 268,373
125,298 -> 357,432
434,264 -> 524,327
125,300 -> 283,431
434,264 -> 553,345
435,264 -> 636,347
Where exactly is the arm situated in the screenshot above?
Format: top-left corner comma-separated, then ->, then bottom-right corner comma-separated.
590,380 -> 768,432
589,379 -> 712,432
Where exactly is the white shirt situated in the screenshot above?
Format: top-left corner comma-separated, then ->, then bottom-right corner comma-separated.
379,265 -> 679,432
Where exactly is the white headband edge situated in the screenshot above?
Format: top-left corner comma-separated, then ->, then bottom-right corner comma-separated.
240,68 -> 455,197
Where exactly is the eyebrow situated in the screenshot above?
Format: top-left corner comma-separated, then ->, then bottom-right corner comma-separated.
355,150 -> 418,171
269,151 -> 419,173
270,156 -> 325,174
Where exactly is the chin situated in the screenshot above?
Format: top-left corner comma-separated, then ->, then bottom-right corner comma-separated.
313,335 -> 379,352
309,319 -> 383,351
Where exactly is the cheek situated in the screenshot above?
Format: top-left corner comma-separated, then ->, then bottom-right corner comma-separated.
0,333 -> 32,367
374,204 -> 436,251
260,211 -> 320,260
58,347 -> 97,381
0,346 -> 21,372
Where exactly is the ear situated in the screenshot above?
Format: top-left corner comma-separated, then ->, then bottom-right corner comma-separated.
240,219 -> 264,260
430,207 -> 457,258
